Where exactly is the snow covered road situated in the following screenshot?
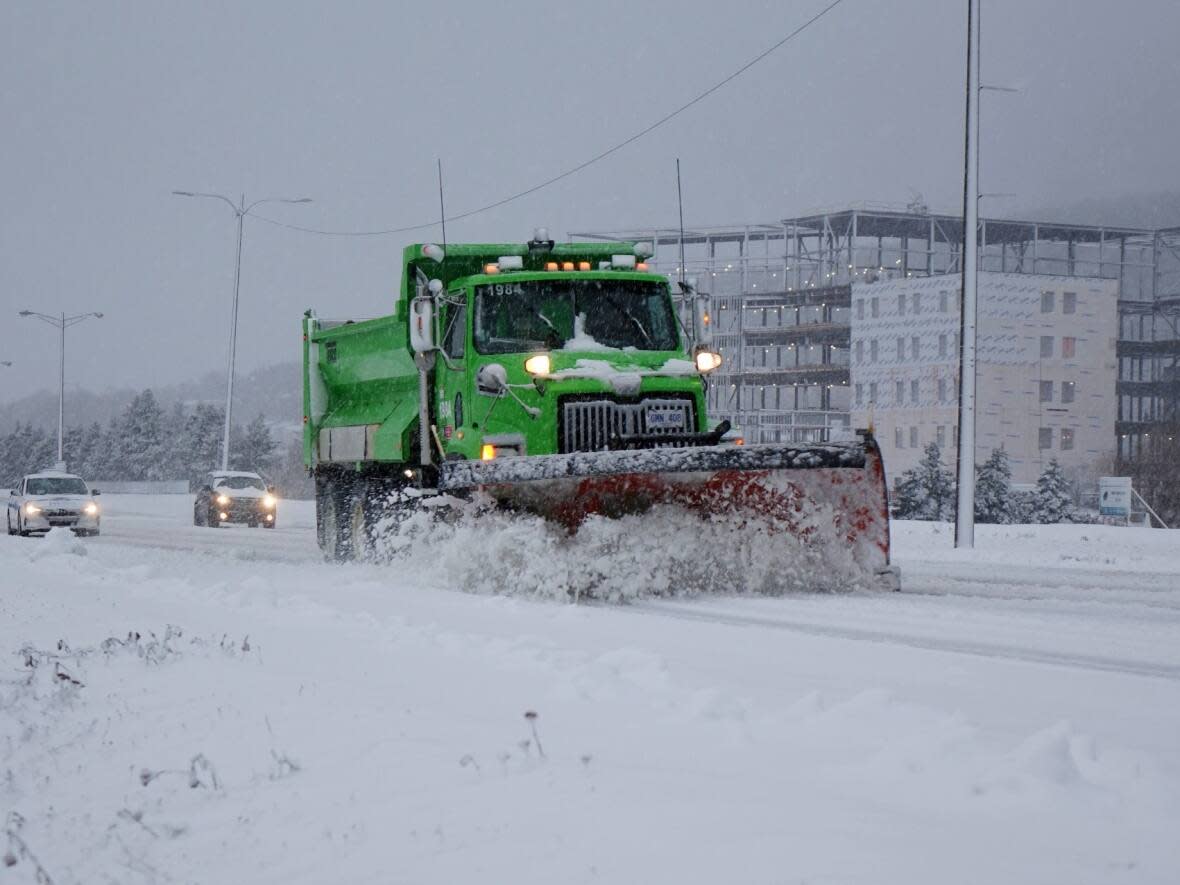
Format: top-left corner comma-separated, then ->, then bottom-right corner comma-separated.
2,495 -> 1178,883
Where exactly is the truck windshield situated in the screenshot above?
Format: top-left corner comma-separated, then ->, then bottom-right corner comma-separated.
215,476 -> 266,491
474,279 -> 678,354
26,477 -> 89,495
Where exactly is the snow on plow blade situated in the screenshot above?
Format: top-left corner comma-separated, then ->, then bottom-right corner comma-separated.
438,435 -> 899,591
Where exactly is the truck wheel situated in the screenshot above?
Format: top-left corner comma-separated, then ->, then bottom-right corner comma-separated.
193,505 -> 204,527
317,473 -> 363,561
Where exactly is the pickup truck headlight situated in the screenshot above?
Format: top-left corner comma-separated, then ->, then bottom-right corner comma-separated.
216,494 -> 231,506
84,502 -> 99,516
24,503 -> 41,516
524,354 -> 551,376
262,494 -> 276,509
695,350 -> 723,373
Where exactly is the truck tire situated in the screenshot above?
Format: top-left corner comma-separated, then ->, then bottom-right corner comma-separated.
317,472 -> 367,562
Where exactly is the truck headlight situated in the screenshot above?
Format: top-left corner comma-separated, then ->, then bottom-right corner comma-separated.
262,494 -> 276,509
24,503 -> 41,515
84,502 -> 99,516
216,494 -> 230,506
695,350 -> 723,373
524,353 -> 551,376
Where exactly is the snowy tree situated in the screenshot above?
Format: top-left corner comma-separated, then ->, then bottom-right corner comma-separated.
0,424 -> 54,486
231,414 -> 277,475
1031,459 -> 1073,523
116,390 -> 167,480
893,442 -> 956,520
974,447 -> 1014,524
175,403 -> 225,487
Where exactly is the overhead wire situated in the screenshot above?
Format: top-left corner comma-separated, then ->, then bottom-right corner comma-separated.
251,0 -> 846,238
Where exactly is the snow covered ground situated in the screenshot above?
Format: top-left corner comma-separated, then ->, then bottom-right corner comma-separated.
2,495 -> 1178,884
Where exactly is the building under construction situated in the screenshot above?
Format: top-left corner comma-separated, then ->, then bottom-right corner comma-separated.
576,207 -> 1180,516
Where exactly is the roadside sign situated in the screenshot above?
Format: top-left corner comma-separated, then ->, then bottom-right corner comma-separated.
1098,476 -> 1132,517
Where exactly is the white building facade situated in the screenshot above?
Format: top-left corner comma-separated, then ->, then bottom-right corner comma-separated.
850,272 -> 1118,486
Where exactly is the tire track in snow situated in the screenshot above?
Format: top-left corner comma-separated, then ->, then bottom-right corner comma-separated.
628,600 -> 1180,682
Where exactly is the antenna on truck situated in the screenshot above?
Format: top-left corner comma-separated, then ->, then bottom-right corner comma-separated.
437,158 -> 448,249
676,158 -> 687,289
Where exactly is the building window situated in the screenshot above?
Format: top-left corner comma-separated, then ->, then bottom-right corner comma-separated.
895,426 -> 904,448
936,425 -> 946,447
1061,428 -> 1075,450
857,300 -> 864,321
1062,380 -> 1075,404
896,380 -> 905,404
896,337 -> 905,360
909,426 -> 918,448
913,293 -> 922,314
911,379 -> 919,403
870,339 -> 879,362
1063,292 -> 1076,314
911,336 -> 920,359
871,297 -> 879,318
1062,336 -> 1076,359
1040,380 -> 1054,403
939,291 -> 949,313
855,383 -> 864,405
897,293 -> 906,316
939,333 -> 948,357
1040,336 -> 1054,358
855,340 -> 863,363
1039,427 -> 1053,450
869,382 -> 878,404
1041,291 -> 1055,313
938,378 -> 947,401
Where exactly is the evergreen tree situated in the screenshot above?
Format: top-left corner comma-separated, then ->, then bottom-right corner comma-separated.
176,403 -> 225,487
1031,459 -> 1073,523
893,442 -> 956,520
974,447 -> 1014,524
231,414 -> 277,475
117,390 -> 167,480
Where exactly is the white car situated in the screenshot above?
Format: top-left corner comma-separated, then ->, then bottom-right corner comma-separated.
6,471 -> 102,537
193,470 -> 278,528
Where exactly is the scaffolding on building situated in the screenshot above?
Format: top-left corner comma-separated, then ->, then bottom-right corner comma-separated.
575,205 -> 1165,453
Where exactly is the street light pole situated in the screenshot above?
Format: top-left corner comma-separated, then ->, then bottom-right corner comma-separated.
172,190 -> 312,471
18,310 -> 104,467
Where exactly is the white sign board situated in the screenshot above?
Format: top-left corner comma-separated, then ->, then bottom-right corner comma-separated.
1098,476 -> 1133,517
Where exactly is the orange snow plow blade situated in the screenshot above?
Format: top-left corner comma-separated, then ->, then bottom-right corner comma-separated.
438,433 -> 899,591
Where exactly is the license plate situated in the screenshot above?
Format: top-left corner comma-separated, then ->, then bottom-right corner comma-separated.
646,409 -> 685,430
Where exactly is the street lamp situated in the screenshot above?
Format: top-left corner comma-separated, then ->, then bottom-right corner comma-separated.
172,191 -> 312,471
18,310 -> 104,467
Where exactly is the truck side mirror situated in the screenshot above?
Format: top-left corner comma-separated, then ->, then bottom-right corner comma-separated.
476,363 -> 508,396
91,489 -> 101,496
409,295 -> 435,353
9,489 -> 16,496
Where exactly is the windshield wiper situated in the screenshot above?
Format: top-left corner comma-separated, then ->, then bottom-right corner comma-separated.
604,297 -> 652,345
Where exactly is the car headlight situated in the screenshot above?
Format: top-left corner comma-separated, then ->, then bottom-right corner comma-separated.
262,494 -> 276,509
695,350 -> 723,373
24,503 -> 41,515
84,502 -> 99,516
524,353 -> 551,376
216,494 -> 230,506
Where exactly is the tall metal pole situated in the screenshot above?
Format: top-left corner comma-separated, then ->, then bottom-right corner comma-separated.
18,310 -> 104,470
172,190 -> 311,472
222,195 -> 246,471
955,0 -> 980,548
58,312 -> 66,463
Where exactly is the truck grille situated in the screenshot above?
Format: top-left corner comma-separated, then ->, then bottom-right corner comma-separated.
560,397 -> 696,453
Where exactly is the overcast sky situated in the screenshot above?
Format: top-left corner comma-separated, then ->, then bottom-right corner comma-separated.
2,0 -> 1178,400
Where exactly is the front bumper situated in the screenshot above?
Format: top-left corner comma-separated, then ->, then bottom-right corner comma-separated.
21,508 -> 100,532
212,499 -> 276,524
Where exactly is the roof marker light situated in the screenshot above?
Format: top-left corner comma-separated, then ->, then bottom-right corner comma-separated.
636,262 -> 649,271
545,261 -> 559,271
484,263 -> 500,274
578,261 -> 591,271
562,261 -> 575,271
422,243 -> 445,262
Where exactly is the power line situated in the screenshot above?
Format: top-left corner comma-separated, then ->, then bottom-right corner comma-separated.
251,0 -> 847,239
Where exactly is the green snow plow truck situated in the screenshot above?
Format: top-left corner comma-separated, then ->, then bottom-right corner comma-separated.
302,232 -> 898,589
